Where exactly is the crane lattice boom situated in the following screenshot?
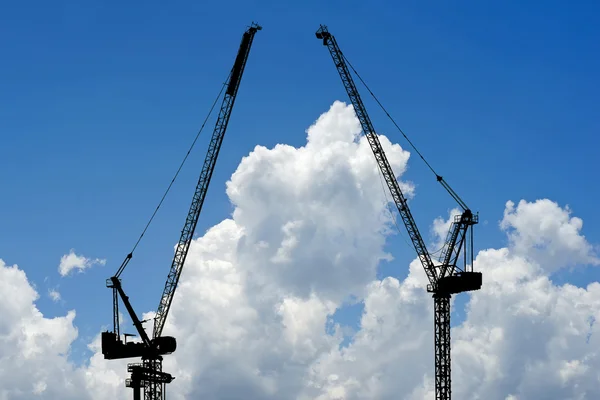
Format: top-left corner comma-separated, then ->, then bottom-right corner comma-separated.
315,26 -> 439,287
153,23 -> 262,340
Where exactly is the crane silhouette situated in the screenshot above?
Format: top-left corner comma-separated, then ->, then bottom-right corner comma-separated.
100,23 -> 262,400
315,25 -> 482,400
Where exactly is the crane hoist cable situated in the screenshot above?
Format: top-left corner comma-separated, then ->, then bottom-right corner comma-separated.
340,53 -> 470,212
114,71 -> 231,279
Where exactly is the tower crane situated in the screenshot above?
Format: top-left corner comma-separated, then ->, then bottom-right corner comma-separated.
315,25 -> 482,400
100,22 -> 262,400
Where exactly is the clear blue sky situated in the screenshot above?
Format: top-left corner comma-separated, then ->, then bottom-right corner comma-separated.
1,0 -> 598,361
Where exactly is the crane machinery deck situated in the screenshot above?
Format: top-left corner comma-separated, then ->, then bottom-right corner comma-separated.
315,25 -> 482,400
101,22 -> 262,400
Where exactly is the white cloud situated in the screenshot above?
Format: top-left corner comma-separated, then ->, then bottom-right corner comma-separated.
59,249 -> 106,277
0,259 -> 88,399
297,202 -> 600,399
500,199 -> 599,272
0,101 -> 599,399
157,102 -> 600,399
225,101 -> 408,304
49,288 -> 61,302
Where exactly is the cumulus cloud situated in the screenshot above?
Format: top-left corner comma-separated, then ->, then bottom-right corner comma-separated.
1,101 -> 599,400
49,288 -> 61,302
500,199 -> 599,272
0,259 -> 88,399
297,203 -> 600,400
225,101 -> 409,303
59,249 -> 106,276
158,102 -> 600,399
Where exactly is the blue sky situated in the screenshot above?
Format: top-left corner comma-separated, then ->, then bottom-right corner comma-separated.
1,0 -> 599,362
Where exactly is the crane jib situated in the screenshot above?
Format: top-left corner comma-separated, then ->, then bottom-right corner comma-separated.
152,24 -> 262,341
315,24 -> 481,292
315,25 -> 438,286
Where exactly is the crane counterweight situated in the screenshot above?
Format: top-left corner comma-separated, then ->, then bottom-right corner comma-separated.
435,271 -> 482,295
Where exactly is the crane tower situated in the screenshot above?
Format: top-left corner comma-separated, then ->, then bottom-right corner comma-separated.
315,25 -> 482,400
101,23 -> 262,400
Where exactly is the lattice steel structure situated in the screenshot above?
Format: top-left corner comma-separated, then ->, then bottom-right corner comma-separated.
101,23 -> 262,400
315,25 -> 482,400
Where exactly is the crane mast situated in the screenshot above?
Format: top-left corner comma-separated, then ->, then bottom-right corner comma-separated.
101,23 -> 262,400
315,25 -> 481,400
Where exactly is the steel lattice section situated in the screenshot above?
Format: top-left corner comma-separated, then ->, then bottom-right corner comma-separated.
143,359 -> 163,400
320,29 -> 439,287
439,212 -> 477,279
153,27 -> 259,340
434,295 -> 451,400
153,93 -> 236,339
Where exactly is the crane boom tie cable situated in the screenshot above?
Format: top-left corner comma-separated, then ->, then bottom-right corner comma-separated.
340,52 -> 467,254
115,72 -> 232,278
341,54 -> 444,182
342,53 -> 469,210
